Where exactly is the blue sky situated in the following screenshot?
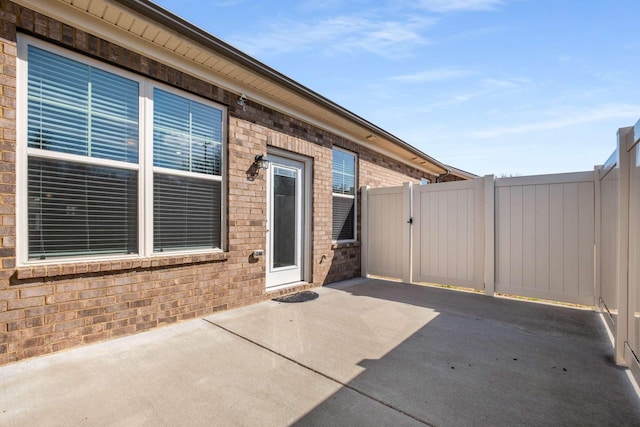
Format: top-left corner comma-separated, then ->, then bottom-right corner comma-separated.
153,0 -> 640,176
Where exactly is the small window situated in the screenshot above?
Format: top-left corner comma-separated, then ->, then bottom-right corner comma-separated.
332,148 -> 356,241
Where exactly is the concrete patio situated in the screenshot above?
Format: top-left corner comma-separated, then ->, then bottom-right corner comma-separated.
1,277 -> 639,426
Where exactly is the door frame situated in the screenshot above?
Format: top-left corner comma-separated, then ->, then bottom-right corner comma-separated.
265,148 -> 312,290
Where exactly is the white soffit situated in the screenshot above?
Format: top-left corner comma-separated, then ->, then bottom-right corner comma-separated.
15,0 -> 448,176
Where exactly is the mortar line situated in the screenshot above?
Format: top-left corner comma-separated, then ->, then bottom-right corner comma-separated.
202,318 -> 433,427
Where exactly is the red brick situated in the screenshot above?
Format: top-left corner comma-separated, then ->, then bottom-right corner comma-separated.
56,282 -> 86,293
51,337 -> 83,352
45,292 -> 77,304
19,285 -> 53,298
0,309 -> 23,322
78,289 -> 107,299
23,336 -> 45,348
25,305 -> 57,317
83,331 -> 109,344
45,312 -> 76,324
7,297 -> 43,310
110,325 -> 136,337
54,319 -> 84,332
7,316 -> 42,331
88,314 -> 111,325
77,307 -> 105,318
135,321 -> 157,332
0,289 -> 17,300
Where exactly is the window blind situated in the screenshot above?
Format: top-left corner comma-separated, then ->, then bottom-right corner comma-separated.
332,148 -> 356,241
26,46 -> 140,260
153,88 -> 222,175
153,174 -> 221,251
332,196 -> 355,241
332,149 -> 355,195
153,88 -> 224,252
27,46 -> 139,163
28,158 -> 138,259
24,42 -> 227,261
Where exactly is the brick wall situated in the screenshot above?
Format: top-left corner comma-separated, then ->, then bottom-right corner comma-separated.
0,1 -> 451,364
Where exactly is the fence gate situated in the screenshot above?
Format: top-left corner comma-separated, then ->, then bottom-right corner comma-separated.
361,184 -> 410,281
362,172 -> 596,306
412,179 -> 485,290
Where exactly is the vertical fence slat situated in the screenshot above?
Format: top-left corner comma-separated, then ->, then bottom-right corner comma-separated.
522,185 -> 536,289
625,126 -> 640,378
496,186 -> 511,287
616,128 -> 632,365
549,183 -> 565,295
535,185 -> 551,291
360,186 -> 369,278
457,190 -> 468,280
578,181 -> 595,297
510,186 -> 524,288
484,175 -> 495,296
402,182 -> 412,284
563,183 -> 580,297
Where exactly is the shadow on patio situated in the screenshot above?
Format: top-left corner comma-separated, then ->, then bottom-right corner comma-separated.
284,278 -> 640,426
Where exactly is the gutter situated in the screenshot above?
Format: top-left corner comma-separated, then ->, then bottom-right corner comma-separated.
113,0 -> 449,174
444,165 -> 477,180
436,170 -> 450,183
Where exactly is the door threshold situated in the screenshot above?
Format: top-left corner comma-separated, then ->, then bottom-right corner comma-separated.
266,281 -> 309,293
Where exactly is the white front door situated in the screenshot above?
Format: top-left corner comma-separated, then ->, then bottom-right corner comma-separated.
266,155 -> 305,288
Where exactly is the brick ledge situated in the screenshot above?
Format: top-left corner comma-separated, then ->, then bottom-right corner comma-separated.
16,252 -> 229,280
331,241 -> 361,250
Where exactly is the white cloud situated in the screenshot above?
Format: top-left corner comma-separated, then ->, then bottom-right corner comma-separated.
481,77 -> 530,89
413,0 -> 505,13
468,103 -> 640,139
390,67 -> 471,82
412,76 -> 531,111
228,15 -> 435,58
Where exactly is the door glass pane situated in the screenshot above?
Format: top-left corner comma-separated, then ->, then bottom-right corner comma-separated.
273,166 -> 296,268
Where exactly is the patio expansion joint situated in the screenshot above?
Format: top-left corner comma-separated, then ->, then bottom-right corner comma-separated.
201,318 -> 433,427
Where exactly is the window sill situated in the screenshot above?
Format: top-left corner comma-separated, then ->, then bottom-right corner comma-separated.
331,241 -> 361,250
16,252 -> 228,280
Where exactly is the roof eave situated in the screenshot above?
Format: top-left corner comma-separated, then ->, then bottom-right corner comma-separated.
112,0 -> 449,175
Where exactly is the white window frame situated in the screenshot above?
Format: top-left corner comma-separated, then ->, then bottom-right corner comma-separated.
16,35 -> 227,266
332,146 -> 357,243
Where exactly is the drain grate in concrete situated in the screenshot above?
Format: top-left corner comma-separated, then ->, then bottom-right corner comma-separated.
272,291 -> 319,303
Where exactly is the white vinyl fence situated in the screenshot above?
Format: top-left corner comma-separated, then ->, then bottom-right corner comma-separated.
595,125 -> 640,375
362,172 -> 597,306
494,173 -> 595,305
